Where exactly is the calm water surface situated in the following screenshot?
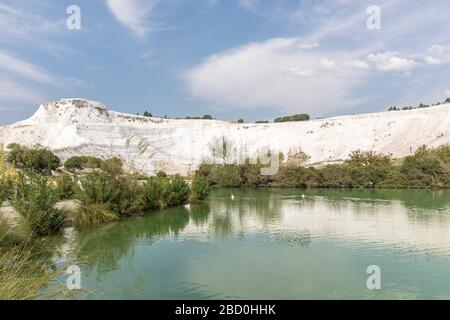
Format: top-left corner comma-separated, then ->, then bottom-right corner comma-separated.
40,188 -> 450,299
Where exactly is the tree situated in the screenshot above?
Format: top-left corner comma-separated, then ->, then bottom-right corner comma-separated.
202,114 -> 213,120
7,144 -> 60,174
237,119 -> 244,123
143,111 -> 152,117
274,114 -> 310,123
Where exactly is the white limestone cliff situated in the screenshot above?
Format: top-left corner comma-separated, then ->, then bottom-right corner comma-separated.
0,98 -> 449,175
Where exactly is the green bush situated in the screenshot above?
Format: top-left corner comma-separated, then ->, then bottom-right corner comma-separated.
64,156 -> 104,171
11,173 -> 66,236
141,175 -> 190,210
190,175 -> 210,201
55,173 -> 78,200
0,178 -> 13,203
75,203 -> 118,227
77,171 -> 144,218
208,165 -> 243,187
100,157 -> 124,176
344,151 -> 393,188
274,114 -> 310,123
7,144 -> 60,174
400,145 -> 449,188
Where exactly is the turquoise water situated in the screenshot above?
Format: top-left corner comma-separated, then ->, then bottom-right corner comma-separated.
40,188 -> 450,299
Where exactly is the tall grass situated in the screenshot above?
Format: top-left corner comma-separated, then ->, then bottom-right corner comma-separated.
0,218 -> 54,300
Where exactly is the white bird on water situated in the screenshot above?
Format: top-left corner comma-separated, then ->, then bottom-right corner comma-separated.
231,194 -> 235,201
301,194 -> 306,198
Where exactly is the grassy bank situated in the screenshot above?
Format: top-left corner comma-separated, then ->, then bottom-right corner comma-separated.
0,144 -> 210,299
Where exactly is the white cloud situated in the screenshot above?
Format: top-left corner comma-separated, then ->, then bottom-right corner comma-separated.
424,56 -> 441,65
343,60 -> 370,70
320,59 -> 338,71
0,51 -> 59,86
367,53 -> 417,73
106,0 -> 159,38
184,38 -> 368,115
296,42 -> 320,50
428,45 -> 445,55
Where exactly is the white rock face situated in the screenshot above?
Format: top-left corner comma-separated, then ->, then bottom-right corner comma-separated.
0,98 -> 449,175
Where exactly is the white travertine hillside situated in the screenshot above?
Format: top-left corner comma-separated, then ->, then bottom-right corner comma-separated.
0,98 -> 449,175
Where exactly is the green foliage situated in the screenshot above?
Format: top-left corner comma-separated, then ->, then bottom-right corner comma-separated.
11,173 -> 66,236
202,114 -> 213,120
100,157 -> 124,176
77,171 -> 143,218
75,203 -> 118,227
255,120 -> 269,124
274,114 -> 310,123
318,164 -> 352,188
208,165 -> 243,187
400,145 -> 450,188
156,171 -> 167,178
64,156 -> 104,171
143,111 -> 152,117
237,119 -> 244,123
344,151 -> 393,188
7,144 -> 60,174
198,145 -> 450,190
141,175 -> 190,211
55,173 -> 78,200
190,175 -> 210,201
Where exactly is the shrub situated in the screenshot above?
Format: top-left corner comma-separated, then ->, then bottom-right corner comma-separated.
400,145 -> 449,188
274,114 -> 310,123
77,171 -> 144,218
344,151 -> 393,188
166,175 -> 190,207
191,175 -> 210,201
237,119 -> 244,123
100,157 -> 124,176
141,175 -> 190,210
64,156 -> 83,170
55,173 -> 78,200
11,173 -> 66,236
64,156 -> 104,171
6,144 -> 60,174
275,166 -> 320,187
74,203 -> 118,227
208,165 -> 243,187
141,176 -> 169,211
319,164 -> 352,188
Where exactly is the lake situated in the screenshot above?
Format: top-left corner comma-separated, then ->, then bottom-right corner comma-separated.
39,188 -> 450,299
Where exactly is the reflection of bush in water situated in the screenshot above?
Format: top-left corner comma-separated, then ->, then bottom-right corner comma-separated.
210,189 -> 284,225
299,188 -> 450,212
189,204 -> 210,226
74,208 -> 190,272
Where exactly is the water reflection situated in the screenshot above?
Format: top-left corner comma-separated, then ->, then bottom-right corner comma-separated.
69,188 -> 450,272
41,188 -> 450,299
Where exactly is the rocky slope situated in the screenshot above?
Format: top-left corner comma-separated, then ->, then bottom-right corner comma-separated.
0,98 -> 449,175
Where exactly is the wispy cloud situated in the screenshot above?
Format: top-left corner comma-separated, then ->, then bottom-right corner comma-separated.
0,51 -> 60,86
0,78 -> 45,104
106,0 -> 162,39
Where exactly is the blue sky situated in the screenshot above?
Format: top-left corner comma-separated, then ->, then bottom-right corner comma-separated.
0,0 -> 450,125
